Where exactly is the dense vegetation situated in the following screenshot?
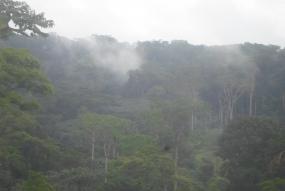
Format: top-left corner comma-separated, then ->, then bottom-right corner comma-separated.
0,1 -> 285,191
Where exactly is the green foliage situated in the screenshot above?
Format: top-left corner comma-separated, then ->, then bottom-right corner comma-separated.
0,0 -> 54,38
0,48 -> 53,136
259,178 -> 285,191
0,48 -> 53,96
208,176 -> 229,191
48,168 -> 97,191
0,41 -> 54,190
79,112 -> 133,148
80,112 -> 132,134
119,134 -> 155,156
106,146 -> 175,191
219,117 -> 285,191
21,172 -> 54,191
175,174 -> 203,191
1,27 -> 285,191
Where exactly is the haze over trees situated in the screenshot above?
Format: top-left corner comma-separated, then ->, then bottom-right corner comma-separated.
0,0 -> 285,191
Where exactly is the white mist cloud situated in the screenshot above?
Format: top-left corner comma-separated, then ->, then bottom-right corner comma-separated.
80,36 -> 141,77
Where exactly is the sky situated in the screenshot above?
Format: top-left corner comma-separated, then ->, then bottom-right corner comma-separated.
25,0 -> 285,46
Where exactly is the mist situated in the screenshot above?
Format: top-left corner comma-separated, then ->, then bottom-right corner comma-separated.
81,35 -> 142,76
24,0 -> 285,46
1,1 -> 285,191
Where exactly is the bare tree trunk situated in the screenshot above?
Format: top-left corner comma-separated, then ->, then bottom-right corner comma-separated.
208,112 -> 212,129
229,102 -> 233,120
219,98 -> 224,128
91,132 -> 95,161
228,96 -> 234,121
194,115 -> 197,129
112,146 -> 116,158
282,94 -> 285,112
249,68 -> 256,116
254,99 -> 257,115
103,143 -> 109,183
222,84 -> 245,126
112,138 -> 117,159
249,90 -> 253,116
104,157 -> 108,183
173,144 -> 178,191
220,108 -> 224,128
191,112 -> 194,131
77,183 -> 82,191
164,184 -> 168,191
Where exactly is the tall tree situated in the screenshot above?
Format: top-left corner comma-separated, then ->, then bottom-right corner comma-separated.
79,112 -> 132,183
0,0 -> 54,38
218,117 -> 285,191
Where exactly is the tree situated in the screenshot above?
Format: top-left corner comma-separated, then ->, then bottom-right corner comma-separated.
21,172 -> 54,191
48,168 -> 97,191
106,145 -> 175,191
0,48 -> 52,95
79,112 -> 132,183
0,0 -> 54,38
218,65 -> 250,127
259,178 -> 285,191
218,117 -> 285,191
0,37 -> 54,190
0,48 -> 53,134
157,99 -> 194,191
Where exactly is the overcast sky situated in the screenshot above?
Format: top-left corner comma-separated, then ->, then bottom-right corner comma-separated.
25,0 -> 285,45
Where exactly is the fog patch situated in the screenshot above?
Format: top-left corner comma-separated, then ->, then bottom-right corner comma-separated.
80,35 -> 142,80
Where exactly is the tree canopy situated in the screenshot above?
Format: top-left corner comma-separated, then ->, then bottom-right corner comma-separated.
0,0 -> 54,38
0,1 -> 285,190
